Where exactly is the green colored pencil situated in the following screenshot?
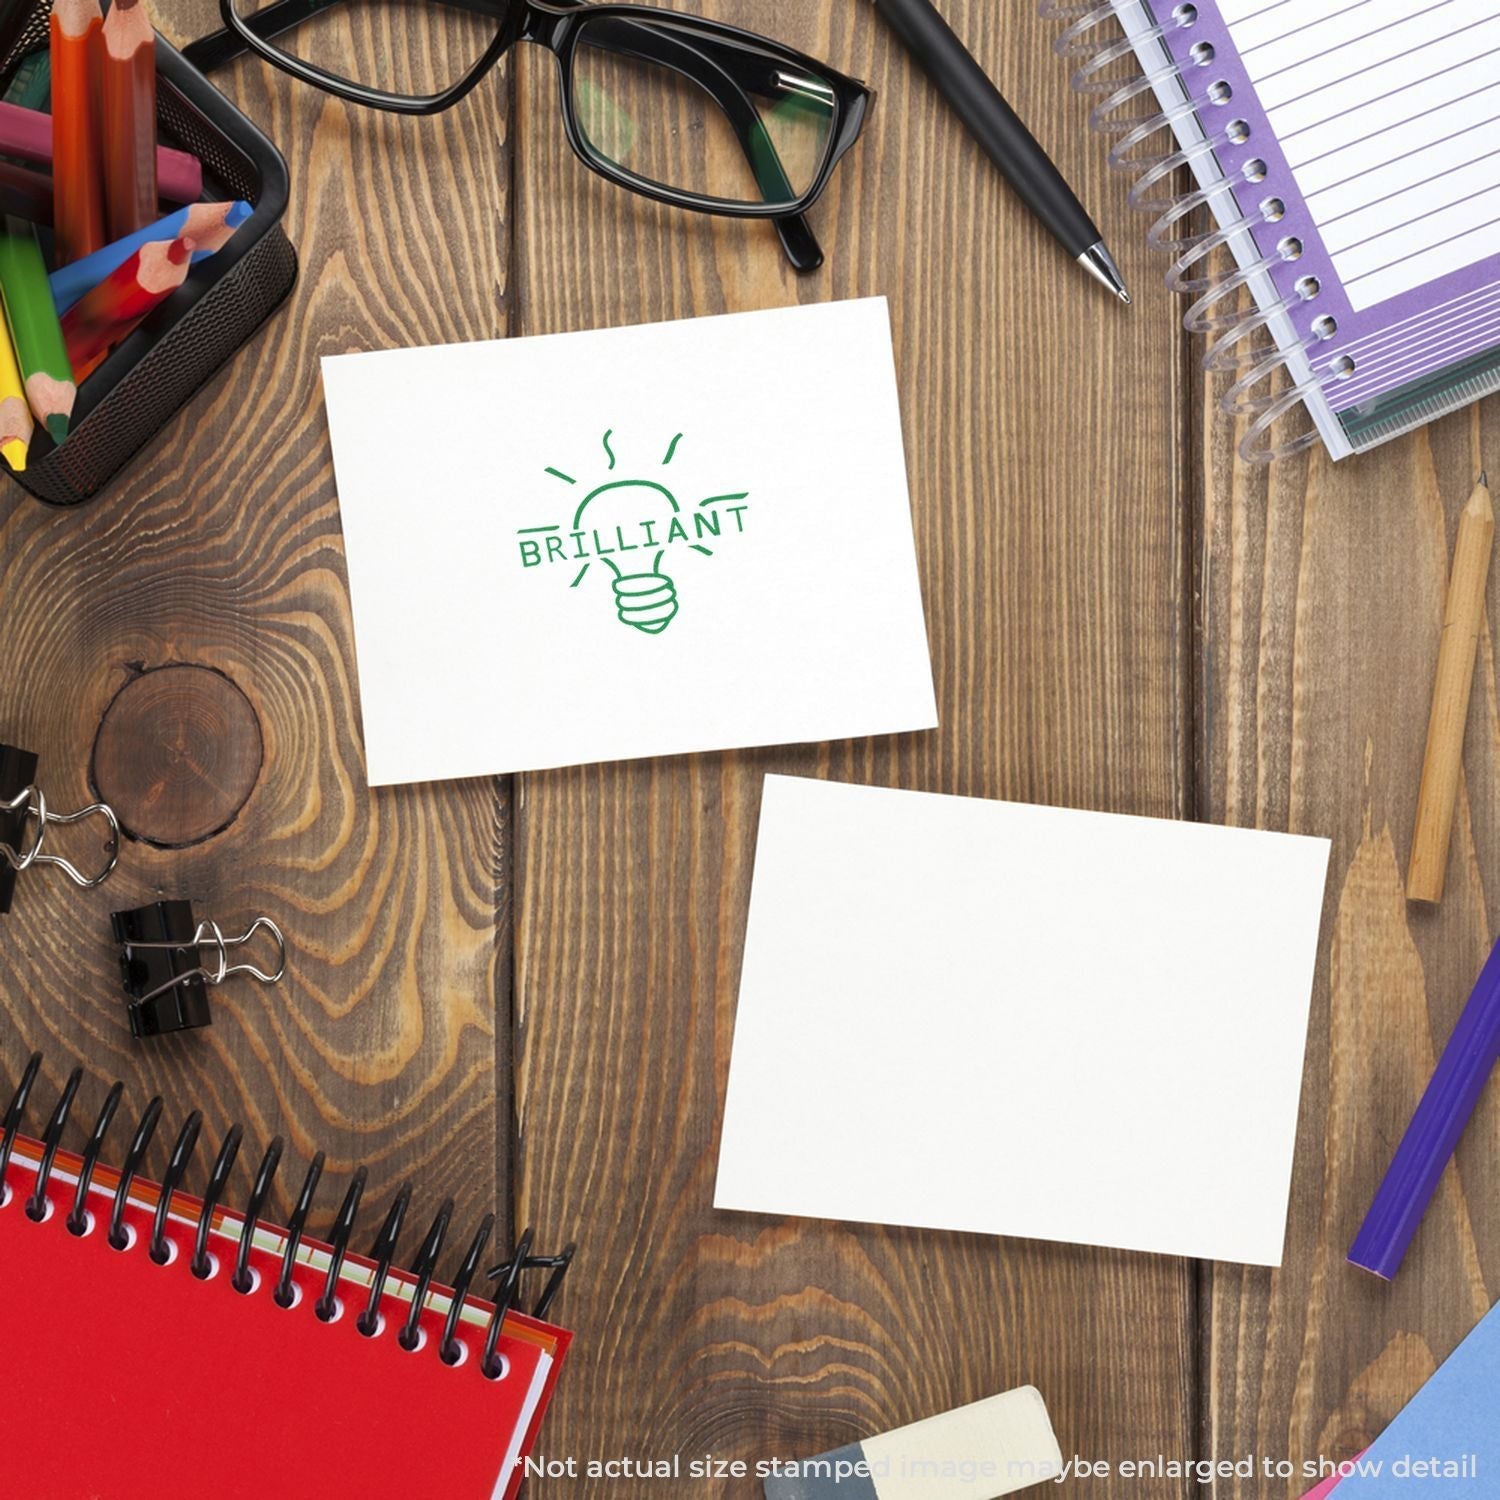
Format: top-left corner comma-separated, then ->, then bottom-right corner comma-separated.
0,217 -> 75,443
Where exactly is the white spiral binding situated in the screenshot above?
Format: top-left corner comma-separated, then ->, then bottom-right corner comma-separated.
1041,0 -> 1332,463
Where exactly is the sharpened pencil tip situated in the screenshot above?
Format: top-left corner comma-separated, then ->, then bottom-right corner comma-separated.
45,414 -> 67,445
1481,470 -> 1489,488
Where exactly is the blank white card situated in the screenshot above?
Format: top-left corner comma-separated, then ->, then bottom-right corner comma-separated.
715,776 -> 1331,1266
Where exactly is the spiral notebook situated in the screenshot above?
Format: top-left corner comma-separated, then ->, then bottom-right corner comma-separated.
0,1057 -> 573,1500
1053,0 -> 1500,462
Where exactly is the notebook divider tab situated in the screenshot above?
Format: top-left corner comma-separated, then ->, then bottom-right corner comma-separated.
1043,0 -> 1353,463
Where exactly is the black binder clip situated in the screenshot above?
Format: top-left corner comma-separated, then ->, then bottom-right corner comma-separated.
1,742 -> 120,916
111,900 -> 287,1039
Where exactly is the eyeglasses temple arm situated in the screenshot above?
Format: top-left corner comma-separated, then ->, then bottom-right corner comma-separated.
181,1 -> 824,272
578,16 -> 822,269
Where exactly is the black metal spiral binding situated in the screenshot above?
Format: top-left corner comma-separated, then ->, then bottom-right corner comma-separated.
3,1056 -> 576,1375
483,1226 -> 533,1377
441,1213 -> 494,1365
192,1125 -> 243,1277
233,1135 -> 282,1293
316,1165 -> 367,1321
67,1079 -> 122,1234
399,1195 -> 453,1351
0,1050 -> 41,1205
151,1110 -> 203,1263
528,1244 -> 577,1321
108,1095 -> 163,1250
275,1150 -> 324,1308
358,1181 -> 411,1336
25,1065 -> 81,1220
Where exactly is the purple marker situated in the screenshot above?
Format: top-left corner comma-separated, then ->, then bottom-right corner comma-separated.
1349,935 -> 1500,1279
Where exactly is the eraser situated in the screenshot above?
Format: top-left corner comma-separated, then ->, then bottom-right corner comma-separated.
764,1386 -> 1063,1500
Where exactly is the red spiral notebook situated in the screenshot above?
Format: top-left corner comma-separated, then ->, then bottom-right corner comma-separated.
0,1085 -> 572,1500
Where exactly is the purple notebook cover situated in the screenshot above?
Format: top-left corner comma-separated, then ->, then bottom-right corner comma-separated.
1143,0 -> 1500,420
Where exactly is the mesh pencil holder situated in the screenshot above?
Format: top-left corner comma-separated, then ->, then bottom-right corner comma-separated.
0,23 -> 296,507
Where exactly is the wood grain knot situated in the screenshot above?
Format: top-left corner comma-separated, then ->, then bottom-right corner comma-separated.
92,665 -> 264,847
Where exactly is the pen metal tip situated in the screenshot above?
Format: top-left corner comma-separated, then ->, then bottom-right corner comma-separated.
1078,241 -> 1130,304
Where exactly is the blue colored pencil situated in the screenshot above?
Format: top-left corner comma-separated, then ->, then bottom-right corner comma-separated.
50,199 -> 251,313
1348,935 -> 1500,1279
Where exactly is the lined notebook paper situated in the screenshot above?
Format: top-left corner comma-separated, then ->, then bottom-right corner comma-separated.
1067,0 -> 1500,460
1227,0 -> 1500,315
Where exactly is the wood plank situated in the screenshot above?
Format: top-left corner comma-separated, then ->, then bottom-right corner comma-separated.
1200,364 -> 1500,1485
511,2 -> 1197,1489
0,9 -> 514,1256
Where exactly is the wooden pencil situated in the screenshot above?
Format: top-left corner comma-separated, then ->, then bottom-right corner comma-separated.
62,234 -> 192,382
0,220 -> 76,442
0,158 -> 57,226
51,200 -> 248,314
1407,472 -> 1495,903
0,101 -> 202,204
101,0 -> 158,240
0,163 -> 212,238
51,0 -> 106,264
0,312 -> 33,472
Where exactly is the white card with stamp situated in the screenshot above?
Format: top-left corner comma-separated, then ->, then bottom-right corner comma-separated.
322,298 -> 937,784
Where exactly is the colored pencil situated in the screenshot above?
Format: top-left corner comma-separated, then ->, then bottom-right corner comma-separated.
101,0 -> 158,240
1349,934 -> 1500,1279
0,163 -> 208,234
1407,472 -> 1494,903
0,101 -> 201,204
0,158 -> 57,226
0,220 -> 76,442
50,0 -> 106,264
62,234 -> 192,381
52,200 -> 249,314
0,314 -> 33,471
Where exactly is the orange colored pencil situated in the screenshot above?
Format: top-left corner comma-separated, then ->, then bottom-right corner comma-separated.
50,0 -> 107,264
62,235 -> 192,381
101,0 -> 157,241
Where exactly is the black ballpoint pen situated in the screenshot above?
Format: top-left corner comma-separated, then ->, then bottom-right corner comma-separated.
871,0 -> 1131,303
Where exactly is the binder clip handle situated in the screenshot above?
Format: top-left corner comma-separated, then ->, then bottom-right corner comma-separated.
125,916 -> 287,1003
1,785 -> 121,890
199,916 -> 288,990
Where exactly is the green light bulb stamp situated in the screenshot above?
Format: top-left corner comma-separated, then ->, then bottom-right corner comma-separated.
517,430 -> 751,636
578,480 -> 680,635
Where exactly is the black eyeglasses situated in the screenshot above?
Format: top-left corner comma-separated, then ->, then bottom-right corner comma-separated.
183,0 -> 872,271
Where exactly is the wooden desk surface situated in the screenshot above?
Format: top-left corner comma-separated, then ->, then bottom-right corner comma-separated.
2,2 -> 1496,1494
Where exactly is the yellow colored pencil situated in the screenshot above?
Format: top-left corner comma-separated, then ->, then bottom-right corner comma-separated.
0,311 -> 32,471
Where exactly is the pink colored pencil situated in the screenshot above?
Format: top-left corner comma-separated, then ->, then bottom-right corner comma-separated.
0,100 -> 201,205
